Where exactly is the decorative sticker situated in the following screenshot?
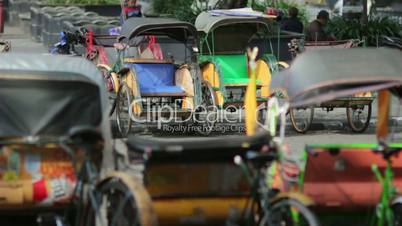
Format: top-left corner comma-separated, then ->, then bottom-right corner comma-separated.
0,150 -> 7,178
50,178 -> 67,200
25,153 -> 41,177
4,151 -> 20,181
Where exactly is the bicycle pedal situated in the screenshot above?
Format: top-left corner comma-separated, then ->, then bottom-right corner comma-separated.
37,213 -> 66,226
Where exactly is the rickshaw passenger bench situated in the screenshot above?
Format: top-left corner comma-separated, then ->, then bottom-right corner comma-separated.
131,63 -> 185,96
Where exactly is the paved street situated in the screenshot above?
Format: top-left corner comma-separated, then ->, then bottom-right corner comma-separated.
1,25 -> 47,53
2,13 -> 402,226
4,22 -> 402,143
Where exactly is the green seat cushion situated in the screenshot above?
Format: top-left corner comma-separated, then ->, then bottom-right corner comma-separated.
214,55 -> 260,85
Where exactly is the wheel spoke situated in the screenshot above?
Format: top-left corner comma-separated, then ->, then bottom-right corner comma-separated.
111,192 -> 134,226
348,104 -> 371,132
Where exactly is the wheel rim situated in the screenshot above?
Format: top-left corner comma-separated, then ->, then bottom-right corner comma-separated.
195,82 -> 217,135
116,84 -> 132,136
290,107 -> 314,133
347,104 -> 371,133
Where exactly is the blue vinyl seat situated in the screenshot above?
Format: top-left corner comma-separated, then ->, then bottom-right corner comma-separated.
130,63 -> 185,96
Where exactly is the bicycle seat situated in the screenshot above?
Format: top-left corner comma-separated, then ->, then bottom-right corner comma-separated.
127,131 -> 273,163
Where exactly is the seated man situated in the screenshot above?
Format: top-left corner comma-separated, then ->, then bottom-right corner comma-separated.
306,10 -> 335,41
281,7 -> 304,34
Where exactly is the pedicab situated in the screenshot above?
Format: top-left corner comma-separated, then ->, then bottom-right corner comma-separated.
273,48 -> 402,226
105,17 -> 216,136
0,54 -> 156,226
51,29 -> 118,66
0,40 -> 10,52
195,11 -> 288,112
124,48 -> 319,226
51,29 -> 122,96
287,39 -> 374,133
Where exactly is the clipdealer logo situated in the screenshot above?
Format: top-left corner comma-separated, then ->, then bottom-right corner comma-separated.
128,98 -> 272,132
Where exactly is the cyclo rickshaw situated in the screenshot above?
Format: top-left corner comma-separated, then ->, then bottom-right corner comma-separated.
195,11 -> 289,113
0,40 -> 11,52
273,48 -> 402,226
51,29 -> 118,66
121,48 -> 319,226
51,29 -> 122,96
100,17 -> 216,136
0,54 -> 156,226
287,39 -> 374,133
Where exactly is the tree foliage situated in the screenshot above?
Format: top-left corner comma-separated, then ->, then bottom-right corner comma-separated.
253,0 -> 309,26
153,0 -> 248,23
328,16 -> 401,46
153,0 -> 202,23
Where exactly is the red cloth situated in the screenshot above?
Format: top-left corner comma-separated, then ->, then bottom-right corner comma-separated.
33,179 -> 48,201
147,36 -> 163,60
96,46 -> 109,65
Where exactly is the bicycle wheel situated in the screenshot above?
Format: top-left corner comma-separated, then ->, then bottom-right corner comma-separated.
260,199 -> 319,226
290,107 -> 314,133
392,203 -> 402,226
116,82 -> 133,137
195,81 -> 217,135
83,174 -> 157,226
346,104 -> 372,133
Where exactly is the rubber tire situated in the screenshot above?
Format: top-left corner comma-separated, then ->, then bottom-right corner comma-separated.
116,83 -> 133,137
195,81 -> 217,136
290,107 -> 314,133
346,104 -> 372,133
82,175 -> 157,226
260,199 -> 319,226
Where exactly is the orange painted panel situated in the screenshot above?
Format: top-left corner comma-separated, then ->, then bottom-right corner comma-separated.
304,148 -> 402,209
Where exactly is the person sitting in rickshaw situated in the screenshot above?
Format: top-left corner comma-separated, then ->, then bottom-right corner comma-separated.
122,0 -> 142,20
280,7 -> 304,34
306,10 -> 335,41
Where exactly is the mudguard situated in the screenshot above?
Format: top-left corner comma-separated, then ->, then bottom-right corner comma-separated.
271,191 -> 315,206
392,196 -> 402,205
277,61 -> 290,69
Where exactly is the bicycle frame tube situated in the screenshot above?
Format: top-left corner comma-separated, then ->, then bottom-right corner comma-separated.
258,172 -> 272,223
236,157 -> 272,226
371,160 -> 396,226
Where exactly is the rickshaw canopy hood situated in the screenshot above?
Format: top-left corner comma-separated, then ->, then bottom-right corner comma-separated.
0,53 -> 110,138
119,17 -> 197,43
195,11 -> 275,34
273,48 -> 402,108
